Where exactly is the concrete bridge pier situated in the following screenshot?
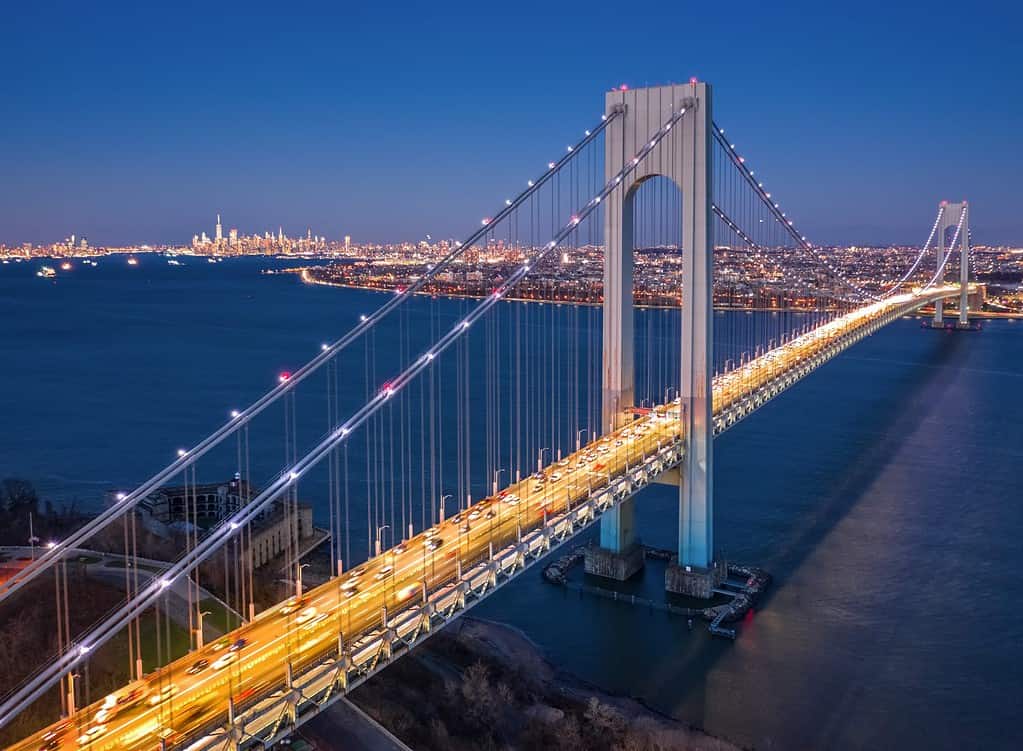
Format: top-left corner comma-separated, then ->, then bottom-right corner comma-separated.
585,82 -> 720,594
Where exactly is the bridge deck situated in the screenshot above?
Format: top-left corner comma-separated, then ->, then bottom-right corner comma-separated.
7,285 -> 966,751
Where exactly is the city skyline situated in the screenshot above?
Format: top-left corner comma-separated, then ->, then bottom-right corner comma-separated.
2,1 -> 1021,247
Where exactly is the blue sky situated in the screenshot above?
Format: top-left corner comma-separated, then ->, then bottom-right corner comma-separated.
2,0 -> 1020,246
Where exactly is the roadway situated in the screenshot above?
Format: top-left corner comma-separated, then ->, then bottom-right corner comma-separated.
8,285 -> 964,751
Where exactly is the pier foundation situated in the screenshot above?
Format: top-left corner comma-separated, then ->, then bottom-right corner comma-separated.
584,542 -> 644,581
665,560 -> 726,599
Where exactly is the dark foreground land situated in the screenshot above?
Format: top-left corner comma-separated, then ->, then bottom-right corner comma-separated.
315,617 -> 742,751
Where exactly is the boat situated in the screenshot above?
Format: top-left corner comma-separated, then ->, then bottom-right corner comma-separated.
127,257 -> 138,266
60,261 -> 72,271
37,266 -> 56,278
167,259 -> 182,266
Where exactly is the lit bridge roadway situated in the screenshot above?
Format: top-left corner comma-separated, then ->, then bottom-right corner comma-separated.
10,285 -> 968,751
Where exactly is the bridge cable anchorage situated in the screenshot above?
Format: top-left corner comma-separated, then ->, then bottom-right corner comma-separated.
711,122 -> 879,302
0,110 -> 623,609
0,105 -> 670,731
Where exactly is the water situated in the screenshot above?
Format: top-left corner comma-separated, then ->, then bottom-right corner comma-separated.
2,257 -> 1020,749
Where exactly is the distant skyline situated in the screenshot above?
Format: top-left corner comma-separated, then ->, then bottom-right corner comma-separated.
2,1 -> 1021,247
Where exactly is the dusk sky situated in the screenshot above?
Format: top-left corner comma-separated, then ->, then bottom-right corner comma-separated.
3,0 -> 1020,246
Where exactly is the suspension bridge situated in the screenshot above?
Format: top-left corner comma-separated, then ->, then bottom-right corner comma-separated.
0,82 -> 978,751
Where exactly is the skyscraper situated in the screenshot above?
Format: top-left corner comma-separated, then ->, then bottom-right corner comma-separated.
215,214 -> 223,244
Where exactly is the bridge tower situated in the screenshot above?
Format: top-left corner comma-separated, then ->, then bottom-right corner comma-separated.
585,82 -> 719,595
933,200 -> 971,325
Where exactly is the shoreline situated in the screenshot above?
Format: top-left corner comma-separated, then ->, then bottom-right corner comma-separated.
337,614 -> 746,751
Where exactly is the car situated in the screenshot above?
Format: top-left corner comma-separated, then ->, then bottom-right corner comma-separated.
393,543 -> 408,555
614,439 -> 624,447
340,577 -> 358,592
186,658 -> 209,675
486,509 -> 497,519
229,638 -> 248,652
460,522 -> 471,533
115,687 -> 147,707
212,653 -> 236,670
211,637 -> 231,652
550,472 -> 562,481
426,537 -> 443,551
295,606 -> 318,625
148,684 -> 177,706
280,596 -> 305,615
350,567 -> 367,578
374,565 -> 394,581
77,725 -> 106,746
38,737 -> 61,751
503,494 -> 520,505
468,510 -> 480,521
531,472 -> 546,482
303,612 -> 329,630
40,721 -> 70,743
532,483 -> 543,493
424,528 -> 440,538
558,458 -> 570,467
397,582 -> 420,601
343,586 -> 359,599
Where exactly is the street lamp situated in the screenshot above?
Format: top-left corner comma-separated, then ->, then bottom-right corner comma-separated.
296,563 -> 310,598
576,428 -> 588,452
375,525 -> 390,557
439,495 -> 452,524
492,468 -> 505,496
195,610 -> 211,649
537,447 -> 551,474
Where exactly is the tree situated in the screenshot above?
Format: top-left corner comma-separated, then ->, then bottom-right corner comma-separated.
1,478 -> 38,513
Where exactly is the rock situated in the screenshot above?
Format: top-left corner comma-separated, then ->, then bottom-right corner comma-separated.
524,703 -> 565,724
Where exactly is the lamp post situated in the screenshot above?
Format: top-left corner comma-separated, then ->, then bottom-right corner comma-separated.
296,563 -> 309,598
195,610 -> 211,650
375,525 -> 390,558
537,447 -> 550,474
492,468 -> 505,496
439,495 -> 451,524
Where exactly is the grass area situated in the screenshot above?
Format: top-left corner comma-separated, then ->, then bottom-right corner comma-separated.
104,559 -> 167,574
199,598 -> 242,635
95,609 -> 192,676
